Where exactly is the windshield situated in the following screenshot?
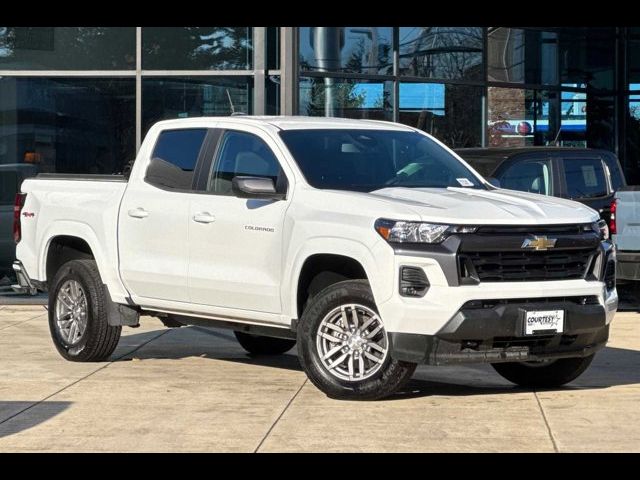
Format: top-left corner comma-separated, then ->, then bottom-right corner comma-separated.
279,129 -> 486,192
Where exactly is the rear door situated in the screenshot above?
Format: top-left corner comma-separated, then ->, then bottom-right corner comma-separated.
118,128 -> 213,303
558,153 -> 613,221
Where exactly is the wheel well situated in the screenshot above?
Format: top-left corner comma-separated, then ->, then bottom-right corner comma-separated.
46,236 -> 94,285
297,254 -> 367,318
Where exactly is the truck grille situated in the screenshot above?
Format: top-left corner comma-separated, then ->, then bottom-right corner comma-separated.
459,248 -> 596,282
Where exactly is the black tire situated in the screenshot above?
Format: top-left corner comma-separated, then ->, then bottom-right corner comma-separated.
48,259 -> 121,362
297,279 -> 417,400
492,354 -> 595,388
234,331 -> 296,355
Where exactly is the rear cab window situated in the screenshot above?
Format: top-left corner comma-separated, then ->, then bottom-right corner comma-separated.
145,128 -> 207,190
562,157 -> 608,199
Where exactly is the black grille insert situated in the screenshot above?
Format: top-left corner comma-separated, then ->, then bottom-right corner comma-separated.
459,248 -> 596,282
476,224 -> 592,235
461,296 -> 599,309
400,266 -> 429,297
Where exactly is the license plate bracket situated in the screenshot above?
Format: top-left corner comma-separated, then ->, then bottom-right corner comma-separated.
524,310 -> 565,336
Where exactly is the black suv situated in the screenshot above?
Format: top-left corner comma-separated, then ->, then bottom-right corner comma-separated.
454,147 -> 626,224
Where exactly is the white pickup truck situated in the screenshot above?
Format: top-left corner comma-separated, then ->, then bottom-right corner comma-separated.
13,116 -> 618,400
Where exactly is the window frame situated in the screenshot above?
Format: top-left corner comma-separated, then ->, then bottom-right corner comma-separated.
144,127 -> 216,193
203,128 -> 290,197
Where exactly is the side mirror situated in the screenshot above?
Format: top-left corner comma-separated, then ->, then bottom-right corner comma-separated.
487,177 -> 501,188
231,176 -> 286,200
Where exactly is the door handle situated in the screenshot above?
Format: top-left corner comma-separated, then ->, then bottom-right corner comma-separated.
193,212 -> 216,224
128,208 -> 149,219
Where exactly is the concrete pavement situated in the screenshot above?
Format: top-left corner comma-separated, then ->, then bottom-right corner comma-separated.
0,304 -> 638,452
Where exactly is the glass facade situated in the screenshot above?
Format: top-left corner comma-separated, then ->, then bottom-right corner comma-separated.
0,27 -> 136,70
299,77 -> 393,120
297,27 -> 484,148
142,27 -> 252,70
4,26 -> 640,279
0,77 -> 135,174
399,27 -> 483,81
142,77 -> 252,135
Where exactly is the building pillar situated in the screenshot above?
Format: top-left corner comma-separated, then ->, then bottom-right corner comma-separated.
253,27 -> 266,115
280,27 -> 298,115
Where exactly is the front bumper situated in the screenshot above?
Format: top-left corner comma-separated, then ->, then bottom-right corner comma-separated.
389,297 -> 609,365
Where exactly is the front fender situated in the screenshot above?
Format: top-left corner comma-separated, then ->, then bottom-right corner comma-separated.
283,236 -> 395,319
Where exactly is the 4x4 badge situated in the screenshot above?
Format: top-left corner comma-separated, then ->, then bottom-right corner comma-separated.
522,235 -> 557,251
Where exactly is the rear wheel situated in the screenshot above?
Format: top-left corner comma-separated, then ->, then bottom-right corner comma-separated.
297,280 -> 416,400
492,355 -> 595,388
234,331 -> 296,355
48,259 -> 121,362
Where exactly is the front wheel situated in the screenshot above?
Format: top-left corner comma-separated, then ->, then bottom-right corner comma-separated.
492,355 -> 595,388
297,280 -> 416,400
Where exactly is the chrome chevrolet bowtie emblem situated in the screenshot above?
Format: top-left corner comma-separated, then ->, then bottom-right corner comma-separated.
521,235 -> 557,251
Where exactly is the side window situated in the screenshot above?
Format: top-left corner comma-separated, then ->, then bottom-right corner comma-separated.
145,128 -> 207,190
498,160 -> 552,196
563,158 -> 607,199
208,130 -> 282,195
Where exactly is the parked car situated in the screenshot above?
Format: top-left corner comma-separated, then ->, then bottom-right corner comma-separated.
0,164 -> 37,277
611,187 -> 640,282
454,147 -> 626,224
12,117 -> 617,400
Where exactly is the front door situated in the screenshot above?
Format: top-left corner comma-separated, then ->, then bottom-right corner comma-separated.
188,128 -> 290,313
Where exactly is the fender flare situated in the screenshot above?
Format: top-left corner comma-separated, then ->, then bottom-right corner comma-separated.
284,236 -> 392,318
38,221 -> 130,302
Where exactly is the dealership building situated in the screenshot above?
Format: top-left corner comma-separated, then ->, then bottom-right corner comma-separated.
2,26 -> 640,279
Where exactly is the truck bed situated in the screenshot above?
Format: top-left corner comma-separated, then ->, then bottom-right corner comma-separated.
17,176 -> 129,301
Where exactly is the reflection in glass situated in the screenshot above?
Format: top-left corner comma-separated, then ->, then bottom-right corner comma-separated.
0,77 -> 135,175
0,27 -> 136,70
267,27 -> 280,70
299,77 -> 392,120
560,87 -> 587,147
398,27 -> 483,81
398,83 -> 482,148
488,28 -> 526,83
488,28 -> 558,85
626,86 -> 640,184
142,77 -> 252,134
629,39 -> 640,84
559,28 -> 615,91
298,27 -> 393,75
266,75 -> 280,115
142,27 -> 252,70
0,77 -> 135,277
487,87 -> 558,147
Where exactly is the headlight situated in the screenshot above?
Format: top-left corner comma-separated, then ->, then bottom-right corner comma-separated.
594,219 -> 609,240
375,218 -> 477,244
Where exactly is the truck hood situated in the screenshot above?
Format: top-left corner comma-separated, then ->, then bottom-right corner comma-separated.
368,187 -> 599,225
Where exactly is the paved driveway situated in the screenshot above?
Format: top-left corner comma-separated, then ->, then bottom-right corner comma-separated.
0,305 -> 638,452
